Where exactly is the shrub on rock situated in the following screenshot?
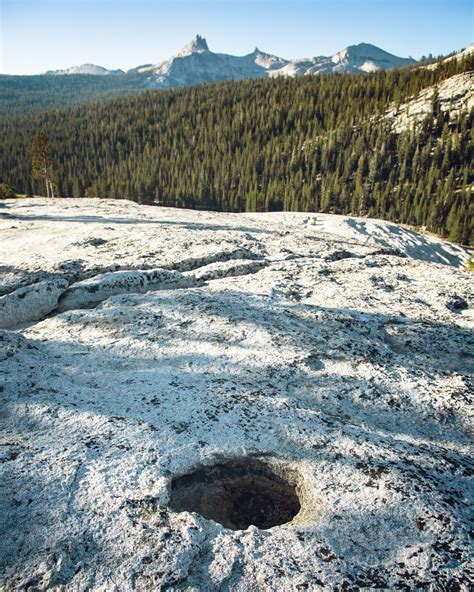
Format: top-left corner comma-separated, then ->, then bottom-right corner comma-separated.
0,183 -> 16,199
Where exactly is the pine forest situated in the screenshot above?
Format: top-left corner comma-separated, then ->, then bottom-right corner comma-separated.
0,54 -> 472,244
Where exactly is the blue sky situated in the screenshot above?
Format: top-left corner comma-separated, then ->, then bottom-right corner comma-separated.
1,0 -> 472,74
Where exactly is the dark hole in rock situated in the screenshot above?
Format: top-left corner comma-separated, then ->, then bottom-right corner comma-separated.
168,458 -> 301,530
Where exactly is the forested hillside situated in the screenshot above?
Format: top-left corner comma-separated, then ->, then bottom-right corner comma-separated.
0,73 -> 142,113
0,54 -> 472,244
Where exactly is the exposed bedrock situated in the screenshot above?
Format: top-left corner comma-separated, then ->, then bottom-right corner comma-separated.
0,199 -> 472,591
57,267 -> 196,312
0,279 -> 68,329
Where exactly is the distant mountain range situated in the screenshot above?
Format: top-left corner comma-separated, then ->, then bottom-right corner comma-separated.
45,64 -> 125,76
45,35 -> 417,88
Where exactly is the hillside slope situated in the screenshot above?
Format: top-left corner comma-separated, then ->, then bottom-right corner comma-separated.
0,199 -> 472,590
1,53 -> 472,244
1,36 -> 416,112
385,71 -> 474,132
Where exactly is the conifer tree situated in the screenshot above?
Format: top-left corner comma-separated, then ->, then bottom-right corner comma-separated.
31,131 -> 55,198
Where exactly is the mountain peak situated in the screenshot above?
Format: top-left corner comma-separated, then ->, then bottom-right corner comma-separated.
331,42 -> 416,70
178,35 -> 209,57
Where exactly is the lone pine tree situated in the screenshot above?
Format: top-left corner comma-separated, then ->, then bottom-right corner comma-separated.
32,130 -> 55,198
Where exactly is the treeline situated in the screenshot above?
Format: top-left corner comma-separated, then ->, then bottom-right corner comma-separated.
0,53 -> 472,244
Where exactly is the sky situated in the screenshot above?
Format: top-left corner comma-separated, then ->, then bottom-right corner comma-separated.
1,0 -> 472,75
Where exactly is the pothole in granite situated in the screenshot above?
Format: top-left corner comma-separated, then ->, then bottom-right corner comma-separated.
168,457 -> 308,530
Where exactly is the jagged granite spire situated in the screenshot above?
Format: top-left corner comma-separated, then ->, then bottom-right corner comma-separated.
178,35 -> 209,57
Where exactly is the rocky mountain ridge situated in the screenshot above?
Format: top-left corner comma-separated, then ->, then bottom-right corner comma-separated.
382,42 -> 473,133
385,70 -> 474,132
45,35 -> 417,87
46,63 -> 125,76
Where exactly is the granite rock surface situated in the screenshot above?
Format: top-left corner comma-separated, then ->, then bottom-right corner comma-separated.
0,199 -> 472,590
